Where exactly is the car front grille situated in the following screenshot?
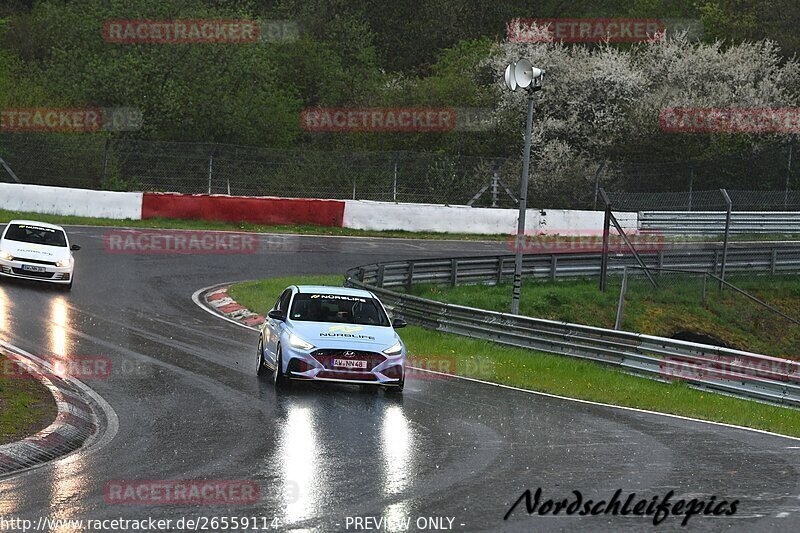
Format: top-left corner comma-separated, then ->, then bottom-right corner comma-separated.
12,257 -> 58,266
311,349 -> 385,371
11,268 -> 55,278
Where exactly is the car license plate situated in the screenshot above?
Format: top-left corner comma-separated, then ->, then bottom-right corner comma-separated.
22,265 -> 46,273
333,359 -> 367,369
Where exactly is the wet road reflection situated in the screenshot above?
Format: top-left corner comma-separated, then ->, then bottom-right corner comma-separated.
0,287 -> 9,343
48,459 -> 89,533
277,405 -> 321,524
382,405 -> 411,495
49,297 -> 69,358
270,388 -> 420,530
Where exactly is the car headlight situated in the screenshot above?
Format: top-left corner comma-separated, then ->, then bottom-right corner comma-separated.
288,333 -> 315,350
0,250 -> 12,261
55,258 -> 72,267
383,342 -> 403,356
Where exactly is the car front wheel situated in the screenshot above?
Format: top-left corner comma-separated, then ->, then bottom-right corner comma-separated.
256,335 -> 269,377
273,345 -> 289,387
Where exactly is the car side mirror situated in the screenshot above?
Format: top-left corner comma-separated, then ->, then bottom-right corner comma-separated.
392,318 -> 407,329
70,244 -> 81,251
268,309 -> 286,321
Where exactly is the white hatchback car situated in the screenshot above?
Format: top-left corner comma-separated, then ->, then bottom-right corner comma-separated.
0,220 -> 80,290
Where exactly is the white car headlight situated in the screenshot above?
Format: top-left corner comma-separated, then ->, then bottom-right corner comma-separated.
289,333 -> 315,350
55,258 -> 72,268
383,342 -> 403,356
0,250 -> 12,261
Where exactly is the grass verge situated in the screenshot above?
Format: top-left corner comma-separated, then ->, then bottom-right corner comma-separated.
0,209 -> 504,241
229,275 -> 800,438
0,353 -> 58,445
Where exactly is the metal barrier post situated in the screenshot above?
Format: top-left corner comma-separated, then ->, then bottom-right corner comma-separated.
600,189 -> 611,292
702,272 -> 707,304
614,267 -> 628,330
720,189 -> 732,287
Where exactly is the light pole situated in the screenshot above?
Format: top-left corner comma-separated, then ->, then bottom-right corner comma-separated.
504,59 -> 544,315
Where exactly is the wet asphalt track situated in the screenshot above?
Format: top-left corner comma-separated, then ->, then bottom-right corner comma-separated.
0,226 -> 799,532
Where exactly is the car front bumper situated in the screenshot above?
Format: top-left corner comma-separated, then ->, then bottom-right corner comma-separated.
282,344 -> 405,386
0,258 -> 73,284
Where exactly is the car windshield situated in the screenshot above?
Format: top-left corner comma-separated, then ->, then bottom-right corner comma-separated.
290,293 -> 390,326
3,224 -> 67,247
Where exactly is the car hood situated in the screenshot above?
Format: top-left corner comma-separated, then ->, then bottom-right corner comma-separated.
289,321 -> 400,350
0,239 -> 70,262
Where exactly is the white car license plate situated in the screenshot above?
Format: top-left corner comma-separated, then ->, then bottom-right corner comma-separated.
22,265 -> 46,273
333,359 -> 367,369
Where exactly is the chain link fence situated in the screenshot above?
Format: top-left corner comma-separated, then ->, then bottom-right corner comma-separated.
1,132 -> 796,209
0,133 -> 524,207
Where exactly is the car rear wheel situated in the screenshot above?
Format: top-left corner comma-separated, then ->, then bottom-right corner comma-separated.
256,335 -> 269,377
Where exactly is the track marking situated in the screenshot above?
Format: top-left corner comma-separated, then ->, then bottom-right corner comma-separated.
0,340 -> 120,478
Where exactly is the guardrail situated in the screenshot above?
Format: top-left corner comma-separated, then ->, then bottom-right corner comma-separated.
345,245 -> 800,408
352,246 -> 800,289
640,211 -> 800,235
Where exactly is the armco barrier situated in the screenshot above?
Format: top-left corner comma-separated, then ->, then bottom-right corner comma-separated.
640,211 -> 800,235
0,183 -> 142,219
141,192 -> 345,227
345,245 -> 800,407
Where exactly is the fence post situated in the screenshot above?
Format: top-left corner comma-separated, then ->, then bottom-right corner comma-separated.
496,257 -> 504,285
702,272 -> 707,305
550,255 -> 558,282
787,136 -> 794,207
376,264 -> 385,288
491,172 -> 499,207
614,267 -> 628,330
207,144 -> 217,194
102,138 -> 110,183
592,161 -> 605,210
451,258 -> 458,287
393,157 -> 398,202
406,262 -> 414,292
599,189 -> 611,292
720,189 -> 732,287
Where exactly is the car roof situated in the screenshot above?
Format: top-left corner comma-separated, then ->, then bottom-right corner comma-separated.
295,285 -> 374,298
5,219 -> 67,232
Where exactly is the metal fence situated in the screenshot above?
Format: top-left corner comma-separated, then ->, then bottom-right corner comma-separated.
0,133 -> 521,206
350,245 -> 800,290
345,246 -> 800,408
1,132 -> 797,209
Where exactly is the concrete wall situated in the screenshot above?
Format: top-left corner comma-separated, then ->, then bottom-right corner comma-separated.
0,183 -> 638,236
342,200 -> 629,235
0,183 -> 142,219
